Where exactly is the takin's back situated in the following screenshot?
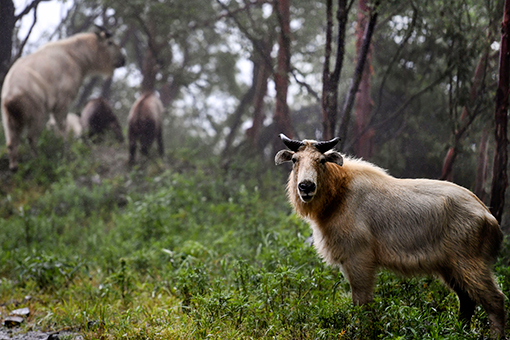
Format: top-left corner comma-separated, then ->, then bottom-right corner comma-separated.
313,155 -> 502,273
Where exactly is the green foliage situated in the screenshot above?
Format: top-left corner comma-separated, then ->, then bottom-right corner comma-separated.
0,139 -> 508,339
1,1 -> 509,336
13,252 -> 86,291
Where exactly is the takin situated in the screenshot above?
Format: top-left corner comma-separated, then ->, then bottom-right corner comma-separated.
80,97 -> 124,142
275,134 -> 506,339
127,91 -> 164,165
1,26 -> 125,171
46,113 -> 83,138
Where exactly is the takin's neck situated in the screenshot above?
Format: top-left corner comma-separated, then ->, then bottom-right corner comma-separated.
288,163 -> 350,224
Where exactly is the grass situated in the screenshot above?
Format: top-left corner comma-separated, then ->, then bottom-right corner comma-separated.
0,132 -> 509,339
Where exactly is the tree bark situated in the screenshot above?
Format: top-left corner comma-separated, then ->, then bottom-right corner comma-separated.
0,0 -> 15,88
475,129 -> 490,202
222,83 -> 257,157
246,40 -> 272,146
321,0 -> 347,141
490,0 -> 510,223
354,0 -> 374,159
440,51 -> 489,181
273,0 -> 293,143
337,0 -> 378,150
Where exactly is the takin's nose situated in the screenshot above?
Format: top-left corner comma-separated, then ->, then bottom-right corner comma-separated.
298,181 -> 316,202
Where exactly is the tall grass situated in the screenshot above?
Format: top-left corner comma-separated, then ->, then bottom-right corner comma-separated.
0,133 -> 509,339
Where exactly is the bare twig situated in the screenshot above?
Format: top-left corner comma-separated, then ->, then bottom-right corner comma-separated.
14,0 -> 50,21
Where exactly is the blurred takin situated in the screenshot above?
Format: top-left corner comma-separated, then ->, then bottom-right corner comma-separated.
47,113 -> 82,138
1,26 -> 125,171
80,97 -> 124,143
275,134 -> 506,339
127,91 -> 164,165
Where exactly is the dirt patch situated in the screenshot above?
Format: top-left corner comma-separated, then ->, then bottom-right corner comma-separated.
0,328 -> 82,340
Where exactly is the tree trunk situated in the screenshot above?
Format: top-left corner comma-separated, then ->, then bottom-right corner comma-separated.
475,129 -> 489,202
222,76 -> 257,157
490,0 -> 510,223
440,51 -> 489,181
246,41 -> 271,146
354,0 -> 374,159
337,0 -> 378,150
273,0 -> 293,143
0,0 -> 15,87
141,48 -> 158,93
321,0 -> 347,141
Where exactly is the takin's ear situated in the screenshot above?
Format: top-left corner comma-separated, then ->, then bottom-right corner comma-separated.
94,24 -> 113,40
325,150 -> 343,166
95,30 -> 108,41
275,150 -> 294,165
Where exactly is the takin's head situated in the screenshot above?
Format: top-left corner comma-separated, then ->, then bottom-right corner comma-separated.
92,25 -> 126,74
275,134 -> 343,203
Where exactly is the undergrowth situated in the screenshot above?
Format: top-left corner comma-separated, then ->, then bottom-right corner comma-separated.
0,132 -> 509,339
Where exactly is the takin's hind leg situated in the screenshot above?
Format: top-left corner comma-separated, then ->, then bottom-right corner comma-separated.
439,269 -> 477,324
3,113 -> 23,172
128,141 -> 137,165
455,265 -> 506,339
26,111 -> 47,158
157,129 -> 164,157
472,274 -> 506,339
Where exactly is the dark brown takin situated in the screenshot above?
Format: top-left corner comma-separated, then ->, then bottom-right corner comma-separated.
81,97 -> 124,143
127,91 -> 164,165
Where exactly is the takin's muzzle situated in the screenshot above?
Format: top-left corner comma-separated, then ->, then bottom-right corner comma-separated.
297,180 -> 317,202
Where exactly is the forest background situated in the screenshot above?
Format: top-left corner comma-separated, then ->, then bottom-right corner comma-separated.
1,0 -> 510,339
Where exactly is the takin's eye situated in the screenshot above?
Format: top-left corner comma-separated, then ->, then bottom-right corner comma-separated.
319,156 -> 326,165
291,156 -> 298,164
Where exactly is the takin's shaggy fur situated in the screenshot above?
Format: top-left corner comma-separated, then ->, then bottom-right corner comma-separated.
1,27 -> 125,171
275,134 -> 506,339
81,97 -> 124,143
127,91 -> 164,164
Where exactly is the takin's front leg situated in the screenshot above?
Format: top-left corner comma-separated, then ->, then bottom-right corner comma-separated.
341,256 -> 377,305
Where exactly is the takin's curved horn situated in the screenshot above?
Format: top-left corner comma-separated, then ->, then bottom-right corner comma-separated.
314,137 -> 340,154
279,134 -> 304,152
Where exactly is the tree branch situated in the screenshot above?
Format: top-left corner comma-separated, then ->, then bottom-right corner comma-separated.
344,68 -> 452,151
14,0 -> 50,21
12,4 -> 39,61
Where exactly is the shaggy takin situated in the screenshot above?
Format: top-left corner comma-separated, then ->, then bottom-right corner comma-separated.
1,26 -> 125,171
275,134 -> 506,338
127,91 -> 164,164
80,97 -> 124,142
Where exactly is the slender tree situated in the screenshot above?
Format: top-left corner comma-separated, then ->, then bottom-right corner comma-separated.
246,39 -> 272,146
0,0 -> 15,86
338,0 -> 378,150
440,50 -> 490,181
490,0 -> 510,223
321,0 -> 348,140
353,0 -> 375,159
273,0 -> 293,141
